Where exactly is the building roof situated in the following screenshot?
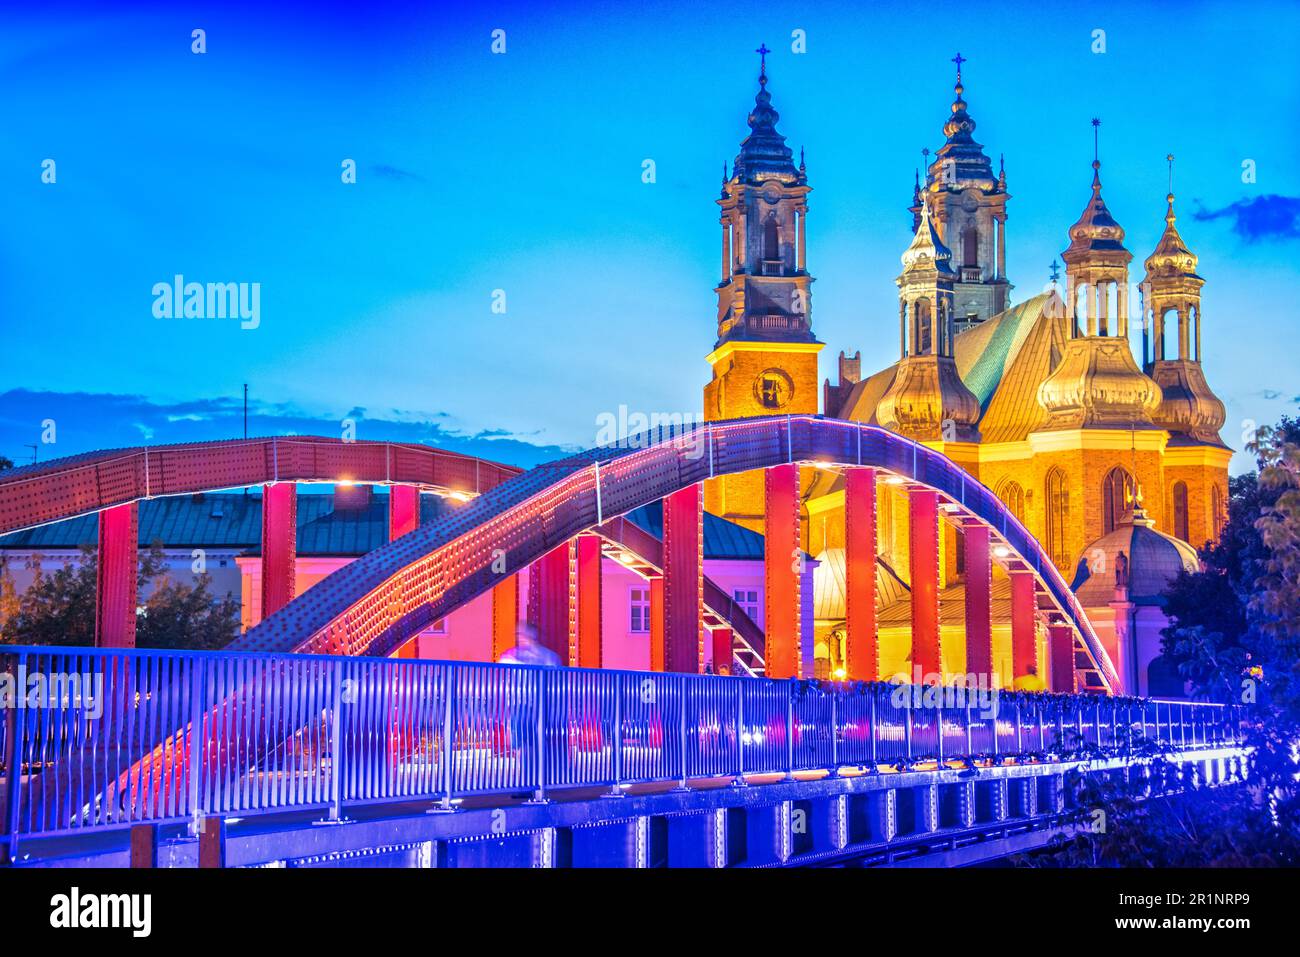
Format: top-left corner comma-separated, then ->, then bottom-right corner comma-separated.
1070,506 -> 1199,607
811,547 -> 910,621
833,291 -> 1068,442
621,501 -> 770,561
0,491 -> 772,562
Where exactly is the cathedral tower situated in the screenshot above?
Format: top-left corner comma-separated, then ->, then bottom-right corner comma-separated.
909,55 -> 1011,331
876,199 -> 981,443
1139,156 -> 1231,546
1033,121 -> 1165,573
704,46 -> 822,527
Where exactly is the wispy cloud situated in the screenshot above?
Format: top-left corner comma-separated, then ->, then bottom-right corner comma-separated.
0,389 -> 572,469
1192,194 -> 1300,243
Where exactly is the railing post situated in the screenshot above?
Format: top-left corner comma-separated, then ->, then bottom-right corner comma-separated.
936,697 -> 945,767
785,681 -> 796,780
965,694 -> 973,758
187,655 -> 203,836
532,668 -> 547,804
607,673 -> 624,797
1014,695 -> 1023,756
327,659 -> 344,821
904,698 -> 913,767
829,685 -> 839,775
1,652 -> 22,865
869,685 -> 878,768
679,676 -> 690,790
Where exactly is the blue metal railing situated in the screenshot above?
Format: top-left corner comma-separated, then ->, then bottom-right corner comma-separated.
0,646 -> 1242,857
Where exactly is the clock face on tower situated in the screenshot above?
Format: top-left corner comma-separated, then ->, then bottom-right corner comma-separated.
754,368 -> 795,410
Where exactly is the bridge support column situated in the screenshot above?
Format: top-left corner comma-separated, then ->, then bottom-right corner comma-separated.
963,525 -> 993,681
576,534 -> 603,668
914,783 -> 940,833
663,485 -> 704,674
949,780 -> 977,829
491,574 -> 519,661
909,489 -> 941,679
1047,623 -> 1076,693
650,578 -> 665,672
844,467 -> 878,681
528,543 -> 575,664
95,502 -> 138,648
979,779 -> 1009,823
1040,774 -> 1066,815
711,627 -> 733,675
1012,778 -> 1038,817
129,823 -> 157,868
765,464 -> 802,679
1010,570 -> 1038,684
387,485 -> 420,541
261,482 -> 297,622
866,790 -> 897,843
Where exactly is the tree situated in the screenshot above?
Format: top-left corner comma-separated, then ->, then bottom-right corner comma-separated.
0,541 -> 240,650
1022,415 -> 1300,866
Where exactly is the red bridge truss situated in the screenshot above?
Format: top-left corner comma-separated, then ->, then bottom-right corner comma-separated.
226,416 -> 1120,693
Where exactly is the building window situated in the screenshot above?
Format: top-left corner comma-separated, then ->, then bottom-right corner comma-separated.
763,215 -> 779,261
1045,467 -> 1070,571
962,226 -> 978,268
1101,466 -> 1135,535
995,479 -> 1025,522
1172,481 -> 1189,542
629,585 -> 650,633
733,588 -> 760,624
431,619 -> 446,634
915,298 -> 933,354
1212,484 -> 1226,536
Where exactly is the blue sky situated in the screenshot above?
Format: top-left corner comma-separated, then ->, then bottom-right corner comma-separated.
3,0 -> 1298,473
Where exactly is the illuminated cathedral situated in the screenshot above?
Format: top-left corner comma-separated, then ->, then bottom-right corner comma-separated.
701,50 -> 1230,695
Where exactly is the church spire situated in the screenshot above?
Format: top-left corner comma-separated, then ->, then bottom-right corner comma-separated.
1141,153 -> 1224,445
733,43 -> 798,182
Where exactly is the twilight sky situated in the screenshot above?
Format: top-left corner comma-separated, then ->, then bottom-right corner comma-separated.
2,0 -> 1298,473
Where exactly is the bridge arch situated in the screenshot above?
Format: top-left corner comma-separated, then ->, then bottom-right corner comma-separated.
235,416 -> 1120,692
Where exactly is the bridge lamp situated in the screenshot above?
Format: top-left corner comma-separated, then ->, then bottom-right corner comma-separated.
884,474 -> 905,486
617,552 -> 636,565
336,479 -> 355,487
992,544 -> 1011,560
447,490 -> 473,503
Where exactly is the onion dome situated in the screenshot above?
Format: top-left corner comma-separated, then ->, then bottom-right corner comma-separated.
1062,158 -> 1131,268
1144,192 -> 1200,281
901,200 -> 956,276
876,357 -> 982,441
1070,505 -> 1198,607
732,44 -> 799,183
925,55 -> 997,190
1036,337 -> 1161,429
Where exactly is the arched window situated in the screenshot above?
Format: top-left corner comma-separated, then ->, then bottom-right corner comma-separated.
1102,466 -> 1135,535
1212,484 -> 1226,537
763,215 -> 779,262
1045,468 -> 1070,571
915,298 -> 932,355
1172,481 -> 1189,542
995,479 -> 1025,522
962,226 -> 978,268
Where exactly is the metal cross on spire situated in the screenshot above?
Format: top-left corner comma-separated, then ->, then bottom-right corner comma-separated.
1049,259 -> 1061,286
1091,118 -> 1101,161
756,43 -> 770,83
1166,153 -> 1175,193
952,52 -> 966,81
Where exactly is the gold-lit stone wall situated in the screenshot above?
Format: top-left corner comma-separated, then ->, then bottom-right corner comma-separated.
703,344 -> 821,530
